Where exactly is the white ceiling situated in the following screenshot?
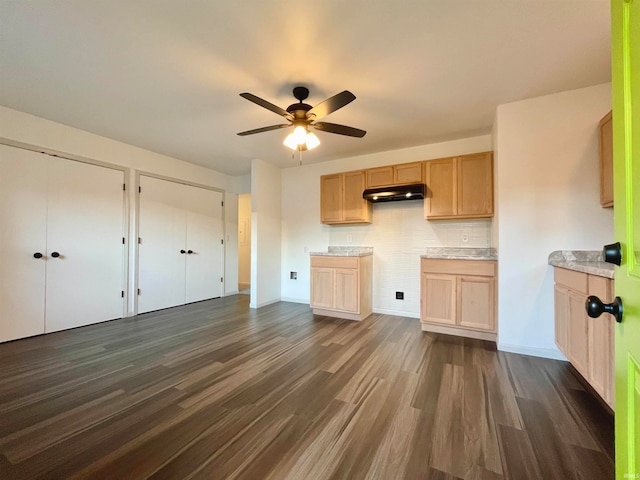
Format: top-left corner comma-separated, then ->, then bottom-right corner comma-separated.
0,1 -> 610,176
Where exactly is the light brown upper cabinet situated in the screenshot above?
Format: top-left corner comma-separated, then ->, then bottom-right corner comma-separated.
599,111 -> 613,208
365,161 -> 423,188
424,152 -> 494,220
320,171 -> 372,225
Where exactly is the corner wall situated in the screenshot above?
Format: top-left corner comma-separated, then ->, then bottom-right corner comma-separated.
494,83 -> 613,359
250,159 -> 282,308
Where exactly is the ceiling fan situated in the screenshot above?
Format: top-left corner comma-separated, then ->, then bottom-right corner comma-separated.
237,86 -> 366,150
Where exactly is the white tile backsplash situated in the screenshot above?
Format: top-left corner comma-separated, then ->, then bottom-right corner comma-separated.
329,201 -> 492,316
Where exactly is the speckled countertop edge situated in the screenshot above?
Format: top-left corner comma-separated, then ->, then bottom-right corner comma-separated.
548,250 -> 614,279
420,247 -> 498,261
309,246 -> 374,257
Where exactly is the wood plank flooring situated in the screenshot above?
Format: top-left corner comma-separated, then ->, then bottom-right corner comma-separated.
0,296 -> 613,479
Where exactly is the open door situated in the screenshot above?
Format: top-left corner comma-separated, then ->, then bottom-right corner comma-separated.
612,0 -> 640,475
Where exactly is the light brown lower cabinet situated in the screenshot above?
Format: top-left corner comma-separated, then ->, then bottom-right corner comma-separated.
310,255 -> 373,321
420,258 -> 497,340
554,267 -> 614,409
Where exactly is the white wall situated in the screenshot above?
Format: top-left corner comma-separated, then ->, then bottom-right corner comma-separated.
0,106 -> 241,314
250,159 -> 282,308
280,135 -> 493,317
238,193 -> 252,286
495,83 -> 613,359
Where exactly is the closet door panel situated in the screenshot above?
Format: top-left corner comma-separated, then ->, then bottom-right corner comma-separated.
138,176 -> 187,313
185,188 -> 223,303
0,145 -> 47,342
45,157 -> 125,332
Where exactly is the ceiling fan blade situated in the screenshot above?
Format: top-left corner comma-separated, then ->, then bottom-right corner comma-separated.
307,90 -> 356,120
237,124 -> 291,136
239,93 -> 294,121
313,122 -> 366,138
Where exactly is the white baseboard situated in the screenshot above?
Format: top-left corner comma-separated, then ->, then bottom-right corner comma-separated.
279,297 -> 309,304
372,308 -> 420,319
249,298 -> 281,309
497,342 -> 567,361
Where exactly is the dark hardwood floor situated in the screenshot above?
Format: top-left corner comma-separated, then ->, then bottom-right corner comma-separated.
0,296 -> 613,479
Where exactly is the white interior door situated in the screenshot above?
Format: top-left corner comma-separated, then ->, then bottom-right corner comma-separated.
0,145 -> 48,342
138,176 -> 187,313
45,157 -> 125,332
185,187 -> 224,303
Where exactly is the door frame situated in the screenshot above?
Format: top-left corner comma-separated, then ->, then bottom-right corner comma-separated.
0,137 -> 130,320
135,171 -> 226,315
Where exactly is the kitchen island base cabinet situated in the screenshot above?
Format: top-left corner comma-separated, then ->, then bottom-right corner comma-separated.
420,258 -> 497,341
553,267 -> 614,409
310,255 -> 372,321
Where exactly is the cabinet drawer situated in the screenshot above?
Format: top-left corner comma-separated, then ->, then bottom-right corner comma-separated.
311,256 -> 359,269
554,268 -> 587,294
422,258 -> 495,277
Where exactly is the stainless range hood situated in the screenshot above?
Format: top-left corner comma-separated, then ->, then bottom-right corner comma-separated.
362,183 -> 426,202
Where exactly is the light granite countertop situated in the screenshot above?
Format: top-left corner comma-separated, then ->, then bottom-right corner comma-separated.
420,247 -> 498,261
548,250 -> 614,279
309,246 -> 373,257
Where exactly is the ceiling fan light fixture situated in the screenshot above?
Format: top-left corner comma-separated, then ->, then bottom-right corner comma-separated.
283,132 -> 299,150
293,125 -> 307,144
305,131 -> 320,150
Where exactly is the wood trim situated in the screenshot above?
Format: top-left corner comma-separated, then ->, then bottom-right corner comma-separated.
311,256 -> 359,269
419,322 -> 497,341
422,258 -> 496,277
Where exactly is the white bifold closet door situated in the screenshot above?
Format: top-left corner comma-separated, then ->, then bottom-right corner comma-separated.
44,156 -> 125,333
138,176 -> 223,314
0,144 -> 125,342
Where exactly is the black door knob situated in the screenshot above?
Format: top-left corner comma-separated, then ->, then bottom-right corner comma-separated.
586,295 -> 623,323
33,252 -> 43,259
603,242 -> 622,265
187,250 -> 193,254
180,249 -> 186,254
51,252 -> 60,258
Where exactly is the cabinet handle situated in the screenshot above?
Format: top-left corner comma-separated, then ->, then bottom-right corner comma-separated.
187,250 -> 194,254
602,242 -> 622,266
33,252 -> 43,259
51,251 -> 61,258
586,295 -> 623,323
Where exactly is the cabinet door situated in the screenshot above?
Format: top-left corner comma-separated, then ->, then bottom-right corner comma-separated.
342,171 -> 370,222
366,166 -> 394,188
138,176 -> 188,313
424,158 -> 457,218
457,152 -> 493,217
457,276 -> 495,332
0,145 -> 47,342
185,187 -> 224,304
598,111 -> 613,207
421,273 -> 457,325
554,284 -> 570,357
394,162 -> 423,184
45,157 -> 125,332
320,174 -> 342,224
310,267 -> 334,309
567,290 -> 589,379
587,276 -> 615,407
334,268 -> 359,312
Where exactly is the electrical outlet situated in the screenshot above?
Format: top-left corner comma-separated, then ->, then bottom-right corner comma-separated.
395,291 -> 404,300
462,232 -> 469,243
290,272 -> 297,280
347,234 -> 353,243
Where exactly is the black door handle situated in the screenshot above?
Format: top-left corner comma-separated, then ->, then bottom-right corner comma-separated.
180,249 -> 186,254
51,252 -> 60,258
602,242 -> 622,265
33,252 -> 43,259
586,295 -> 623,323
187,250 -> 193,254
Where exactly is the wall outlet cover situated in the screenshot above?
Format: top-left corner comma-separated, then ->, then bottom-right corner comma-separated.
395,291 -> 404,300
